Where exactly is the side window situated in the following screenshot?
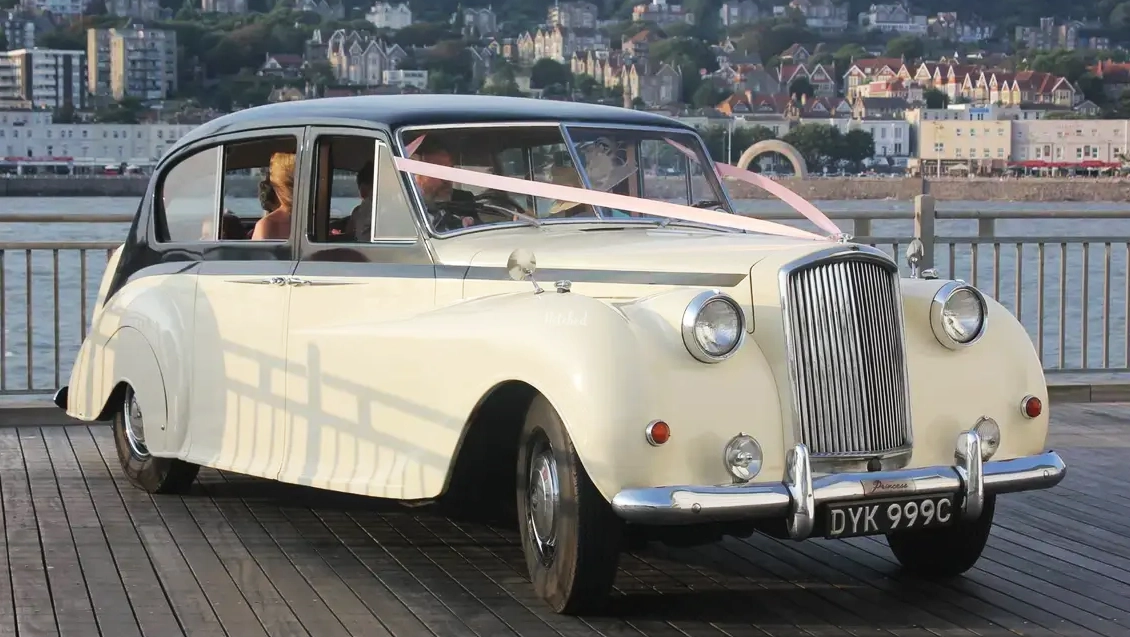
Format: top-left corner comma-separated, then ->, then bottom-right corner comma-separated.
220,136 -> 299,241
156,145 -> 220,242
308,135 -> 418,244
372,141 -> 418,240
157,134 -> 298,243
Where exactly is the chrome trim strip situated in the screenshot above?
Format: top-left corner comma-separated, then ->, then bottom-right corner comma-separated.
609,447 -> 1066,535
777,244 -> 915,461
464,266 -> 748,287
930,281 -> 989,349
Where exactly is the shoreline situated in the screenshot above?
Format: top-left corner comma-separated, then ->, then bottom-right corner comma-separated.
5,175 -> 1130,202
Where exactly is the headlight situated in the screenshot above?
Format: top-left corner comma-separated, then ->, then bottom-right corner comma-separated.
929,281 -> 987,349
723,434 -> 763,482
681,290 -> 745,363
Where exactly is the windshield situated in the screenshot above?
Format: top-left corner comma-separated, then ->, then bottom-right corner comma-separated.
398,123 -> 733,234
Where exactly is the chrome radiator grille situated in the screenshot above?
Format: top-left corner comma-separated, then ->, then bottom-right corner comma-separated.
781,252 -> 911,457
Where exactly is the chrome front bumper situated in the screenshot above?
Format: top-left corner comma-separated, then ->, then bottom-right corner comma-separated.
610,430 -> 1067,540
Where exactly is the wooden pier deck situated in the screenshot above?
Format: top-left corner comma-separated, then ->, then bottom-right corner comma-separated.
0,404 -> 1127,637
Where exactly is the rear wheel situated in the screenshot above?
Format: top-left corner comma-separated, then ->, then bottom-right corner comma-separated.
516,395 -> 622,614
113,385 -> 199,494
886,494 -> 996,576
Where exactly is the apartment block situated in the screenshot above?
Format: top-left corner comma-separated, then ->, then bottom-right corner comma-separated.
547,1 -> 597,29
87,25 -> 177,101
0,48 -> 86,110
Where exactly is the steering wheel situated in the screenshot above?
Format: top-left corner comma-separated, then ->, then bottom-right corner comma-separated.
474,190 -> 532,220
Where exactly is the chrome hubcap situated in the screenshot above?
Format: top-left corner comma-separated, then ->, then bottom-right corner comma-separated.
123,390 -> 148,458
527,444 -> 559,564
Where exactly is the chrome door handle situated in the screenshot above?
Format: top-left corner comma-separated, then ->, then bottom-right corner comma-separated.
270,276 -> 287,286
287,277 -> 310,286
237,276 -> 287,286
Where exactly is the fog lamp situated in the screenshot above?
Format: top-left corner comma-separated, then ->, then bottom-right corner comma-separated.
723,434 -> 762,482
973,417 -> 1001,461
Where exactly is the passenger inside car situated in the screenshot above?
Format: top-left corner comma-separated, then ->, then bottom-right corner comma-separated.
252,152 -> 295,240
345,160 -> 374,241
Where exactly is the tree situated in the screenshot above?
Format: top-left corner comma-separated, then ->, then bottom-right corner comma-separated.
840,129 -> 875,169
788,76 -> 814,99
691,82 -> 727,108
885,35 -> 924,61
530,58 -> 571,89
782,123 -> 841,171
924,88 -> 949,108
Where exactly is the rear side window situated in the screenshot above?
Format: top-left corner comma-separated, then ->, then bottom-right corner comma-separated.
158,146 -> 221,243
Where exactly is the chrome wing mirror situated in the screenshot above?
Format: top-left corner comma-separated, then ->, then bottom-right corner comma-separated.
905,239 -> 938,280
507,248 -> 543,294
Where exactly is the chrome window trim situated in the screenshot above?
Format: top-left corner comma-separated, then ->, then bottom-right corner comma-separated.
392,120 -> 741,242
776,244 -> 915,467
680,289 -> 746,363
929,281 -> 989,349
151,127 -> 305,247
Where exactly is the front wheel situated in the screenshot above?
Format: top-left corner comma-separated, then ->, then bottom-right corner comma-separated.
113,385 -> 199,494
516,395 -> 622,614
886,494 -> 996,576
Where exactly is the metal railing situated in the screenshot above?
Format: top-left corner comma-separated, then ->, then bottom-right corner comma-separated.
1,203 -> 1128,396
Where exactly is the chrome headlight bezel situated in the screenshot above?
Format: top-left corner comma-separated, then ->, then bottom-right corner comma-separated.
929,281 -> 987,349
681,289 -> 745,363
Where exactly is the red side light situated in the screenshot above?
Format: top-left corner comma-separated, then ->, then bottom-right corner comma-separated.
646,421 -> 671,446
1021,395 -> 1042,419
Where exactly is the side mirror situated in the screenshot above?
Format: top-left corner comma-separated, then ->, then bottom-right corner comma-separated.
905,238 -> 925,279
507,248 -> 543,294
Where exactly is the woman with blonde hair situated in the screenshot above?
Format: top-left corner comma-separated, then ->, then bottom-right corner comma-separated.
252,152 -> 295,240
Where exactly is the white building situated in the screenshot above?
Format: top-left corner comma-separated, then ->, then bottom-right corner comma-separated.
19,0 -> 84,17
859,3 -> 928,34
382,69 -> 427,89
201,0 -> 247,12
0,118 -> 195,167
366,2 -> 412,30
0,48 -> 86,110
1011,119 -> 1129,165
2,10 -> 38,50
810,117 -> 911,157
88,26 -> 178,100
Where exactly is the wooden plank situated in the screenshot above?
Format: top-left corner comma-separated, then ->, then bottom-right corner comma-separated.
0,429 -> 59,637
39,427 -> 140,637
63,427 -> 189,637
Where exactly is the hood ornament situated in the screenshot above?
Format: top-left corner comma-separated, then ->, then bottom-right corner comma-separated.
507,248 -> 543,294
831,232 -> 853,244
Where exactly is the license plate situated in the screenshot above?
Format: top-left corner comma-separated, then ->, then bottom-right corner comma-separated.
824,494 -> 956,539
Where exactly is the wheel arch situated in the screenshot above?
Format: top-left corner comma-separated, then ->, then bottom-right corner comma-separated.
441,379 -> 542,516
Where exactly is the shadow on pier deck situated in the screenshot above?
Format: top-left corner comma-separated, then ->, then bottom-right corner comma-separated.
0,404 -> 1127,637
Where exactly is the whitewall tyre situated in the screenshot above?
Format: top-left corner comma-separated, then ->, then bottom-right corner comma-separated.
886,494 -> 996,577
112,385 -> 199,494
516,395 -> 622,614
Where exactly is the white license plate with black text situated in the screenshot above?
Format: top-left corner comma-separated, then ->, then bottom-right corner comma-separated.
824,494 -> 956,539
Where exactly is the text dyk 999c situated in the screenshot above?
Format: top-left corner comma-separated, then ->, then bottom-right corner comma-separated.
824,494 -> 957,539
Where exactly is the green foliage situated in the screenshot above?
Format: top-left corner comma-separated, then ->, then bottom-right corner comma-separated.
788,76 -> 814,99
530,59 -> 572,89
781,123 -> 875,171
924,88 -> 949,108
885,35 -> 924,61
698,124 -> 777,164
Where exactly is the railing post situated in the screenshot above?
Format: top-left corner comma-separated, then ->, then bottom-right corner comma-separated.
913,194 -> 936,270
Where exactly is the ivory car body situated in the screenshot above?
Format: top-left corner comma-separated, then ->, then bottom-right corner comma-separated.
55,94 -> 1066,615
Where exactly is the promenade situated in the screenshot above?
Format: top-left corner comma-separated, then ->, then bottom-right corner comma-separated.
1,203 -> 1129,635
0,403 -> 1123,636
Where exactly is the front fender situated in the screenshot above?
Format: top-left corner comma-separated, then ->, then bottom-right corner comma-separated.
899,278 -> 1049,467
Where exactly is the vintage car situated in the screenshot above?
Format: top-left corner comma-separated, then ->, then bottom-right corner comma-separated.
54,94 -> 1066,615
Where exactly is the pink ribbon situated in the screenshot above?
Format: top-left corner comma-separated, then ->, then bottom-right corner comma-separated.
404,134 -> 426,156
393,156 -> 825,241
663,138 -> 842,237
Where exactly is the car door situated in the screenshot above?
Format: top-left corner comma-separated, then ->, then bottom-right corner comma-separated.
278,128 -> 438,498
185,128 -> 306,479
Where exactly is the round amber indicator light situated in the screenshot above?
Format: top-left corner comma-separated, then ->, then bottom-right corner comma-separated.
1021,395 -> 1042,419
645,421 -> 671,446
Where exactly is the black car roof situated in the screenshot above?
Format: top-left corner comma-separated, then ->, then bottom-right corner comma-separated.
176,94 -> 696,150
